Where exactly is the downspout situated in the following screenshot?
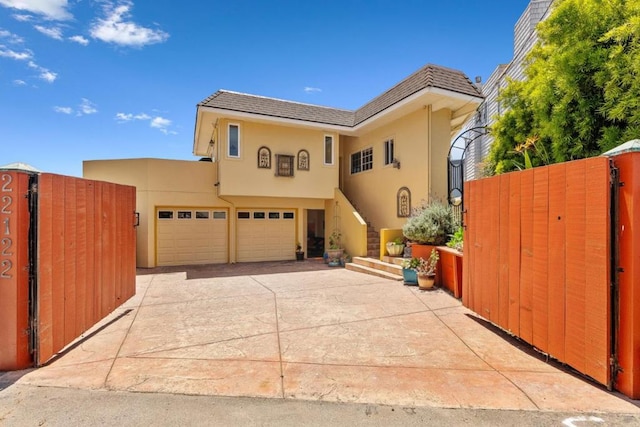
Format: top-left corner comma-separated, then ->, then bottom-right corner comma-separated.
427,105 -> 433,196
215,123 -> 238,264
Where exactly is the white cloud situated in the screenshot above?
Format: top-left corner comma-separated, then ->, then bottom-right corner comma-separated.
53,105 -> 72,114
0,45 -> 32,60
13,14 -> 32,22
0,0 -> 73,21
116,111 -> 176,134
28,60 -> 57,82
90,1 -> 169,47
34,24 -> 63,40
13,79 -> 26,85
68,35 -> 88,45
304,86 -> 322,94
78,98 -> 97,115
0,28 -> 24,44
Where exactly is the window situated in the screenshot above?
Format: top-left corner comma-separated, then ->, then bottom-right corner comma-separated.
253,212 -> 266,219
177,211 -> 192,219
283,212 -> 295,219
384,139 -> 394,166
324,135 -> 334,165
350,147 -> 373,174
237,212 -> 250,219
228,124 -> 240,158
269,212 -> 280,219
158,210 -> 173,219
213,211 -> 227,219
276,154 -> 294,177
196,211 -> 210,219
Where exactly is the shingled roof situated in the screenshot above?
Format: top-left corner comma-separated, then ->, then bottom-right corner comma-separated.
198,64 -> 482,127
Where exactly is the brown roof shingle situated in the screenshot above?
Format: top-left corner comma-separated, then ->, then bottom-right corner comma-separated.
198,64 -> 482,127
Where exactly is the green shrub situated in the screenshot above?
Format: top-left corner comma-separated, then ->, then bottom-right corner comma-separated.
402,200 -> 455,245
446,226 -> 464,252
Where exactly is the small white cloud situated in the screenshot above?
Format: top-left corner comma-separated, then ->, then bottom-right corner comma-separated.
53,106 -> 72,114
0,0 -> 73,21
150,116 -> 171,129
13,79 -> 26,85
0,28 -> 24,44
90,1 -> 169,47
12,14 -> 32,22
78,98 -> 97,115
115,112 -> 132,122
28,60 -> 57,82
34,25 -> 63,40
68,35 -> 88,45
134,113 -> 150,120
0,45 -> 32,60
304,87 -> 322,94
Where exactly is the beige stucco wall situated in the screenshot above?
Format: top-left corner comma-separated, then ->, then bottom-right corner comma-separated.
83,158 -> 332,267
204,116 -> 338,199
429,108 -> 453,202
341,108 -> 433,231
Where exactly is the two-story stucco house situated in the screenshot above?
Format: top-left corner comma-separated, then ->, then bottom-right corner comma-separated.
84,63 -> 482,268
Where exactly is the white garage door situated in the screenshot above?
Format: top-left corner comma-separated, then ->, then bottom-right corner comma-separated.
237,210 -> 296,262
156,208 -> 228,266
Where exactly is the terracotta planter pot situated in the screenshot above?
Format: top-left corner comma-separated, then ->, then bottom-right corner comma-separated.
411,244 -> 441,285
417,273 -> 436,290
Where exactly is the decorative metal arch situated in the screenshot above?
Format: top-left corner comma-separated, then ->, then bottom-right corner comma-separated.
258,146 -> 271,169
297,149 -> 310,170
447,126 -> 489,223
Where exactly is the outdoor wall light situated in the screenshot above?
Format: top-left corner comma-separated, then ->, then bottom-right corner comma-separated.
392,158 -> 401,169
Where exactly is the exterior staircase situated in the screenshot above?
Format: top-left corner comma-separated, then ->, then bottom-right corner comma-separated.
366,224 -> 380,257
346,256 -> 403,281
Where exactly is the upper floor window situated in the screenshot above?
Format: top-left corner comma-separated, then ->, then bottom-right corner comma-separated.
383,139 -> 394,166
351,147 -> 373,174
228,124 -> 240,158
324,135 -> 334,165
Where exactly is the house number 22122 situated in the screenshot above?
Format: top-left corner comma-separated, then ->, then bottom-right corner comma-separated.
0,173 -> 13,279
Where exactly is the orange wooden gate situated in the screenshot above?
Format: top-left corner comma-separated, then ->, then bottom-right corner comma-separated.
0,171 -> 136,370
463,157 -> 612,386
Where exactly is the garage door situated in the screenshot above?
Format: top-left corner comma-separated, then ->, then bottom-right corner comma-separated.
156,208 -> 228,266
237,210 -> 296,262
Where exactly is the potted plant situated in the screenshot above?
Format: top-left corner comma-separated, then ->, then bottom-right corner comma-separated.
416,249 -> 439,290
446,226 -> 463,252
400,257 -> 421,286
326,230 -> 343,261
295,242 -> 304,261
402,199 -> 454,263
385,236 -> 405,257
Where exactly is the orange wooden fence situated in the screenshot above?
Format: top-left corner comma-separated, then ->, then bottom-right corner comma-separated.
0,171 -> 136,370
35,174 -> 137,365
463,157 -> 612,387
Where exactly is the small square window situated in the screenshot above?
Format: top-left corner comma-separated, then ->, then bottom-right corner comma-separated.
178,211 -> 192,219
196,211 -> 210,219
253,212 -> 266,219
276,154 -> 294,177
213,211 -> 227,219
158,210 -> 173,219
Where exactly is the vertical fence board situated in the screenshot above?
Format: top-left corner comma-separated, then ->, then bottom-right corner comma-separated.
508,172 -> 521,335
476,179 -> 487,314
51,174 -> 66,354
519,169 -> 534,343
85,181 -> 96,326
462,181 -> 472,308
584,158 -> 610,384
487,176 -> 500,324
498,175 -> 511,330
532,167 -> 549,351
565,161 -> 587,373
547,163 -> 566,361
93,181 -> 103,323
63,177 -> 77,345
36,174 -> 54,364
75,180 -> 87,335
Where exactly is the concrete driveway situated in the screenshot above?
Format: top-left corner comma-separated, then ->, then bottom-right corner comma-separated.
1,265 -> 638,413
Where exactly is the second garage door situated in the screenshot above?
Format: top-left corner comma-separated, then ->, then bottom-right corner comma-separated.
237,210 -> 296,262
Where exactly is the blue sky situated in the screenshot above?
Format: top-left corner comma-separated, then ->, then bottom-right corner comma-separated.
1,0 -> 531,177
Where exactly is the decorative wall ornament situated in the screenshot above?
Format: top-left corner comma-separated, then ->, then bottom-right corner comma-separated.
258,146 -> 271,169
297,149 -> 310,171
397,187 -> 411,217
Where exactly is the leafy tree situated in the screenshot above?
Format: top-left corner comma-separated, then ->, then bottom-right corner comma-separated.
487,0 -> 640,174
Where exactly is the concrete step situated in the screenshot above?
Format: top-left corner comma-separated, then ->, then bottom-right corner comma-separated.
382,256 -> 406,266
345,262 -> 403,281
351,256 -> 403,276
